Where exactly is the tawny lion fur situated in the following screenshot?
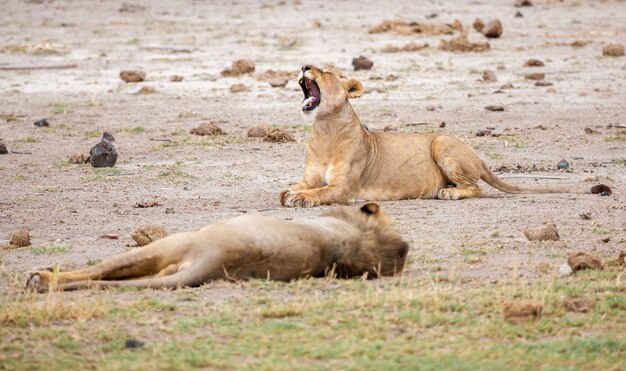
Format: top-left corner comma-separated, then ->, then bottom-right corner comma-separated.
26,203 -> 409,292
280,64 -> 608,207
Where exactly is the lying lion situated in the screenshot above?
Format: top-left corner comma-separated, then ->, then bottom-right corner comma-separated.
26,203 -> 408,292
280,64 -> 610,207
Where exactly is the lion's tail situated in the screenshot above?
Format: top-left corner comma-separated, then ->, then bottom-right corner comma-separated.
479,161 -> 611,195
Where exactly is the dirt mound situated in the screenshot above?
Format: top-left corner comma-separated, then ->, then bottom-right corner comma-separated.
69,152 -> 89,164
256,69 -> 295,82
602,44 -> 624,57
352,56 -> 373,71
263,128 -> 295,143
502,301 -> 543,323
439,35 -> 490,53
119,70 -> 145,83
524,221 -> 559,241
381,42 -> 428,53
230,83 -> 250,93
190,123 -> 225,136
567,252 -> 603,272
221,59 -> 255,77
131,226 -> 167,247
247,126 -> 269,138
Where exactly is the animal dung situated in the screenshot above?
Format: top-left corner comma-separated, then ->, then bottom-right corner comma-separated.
602,44 -> 624,57
221,59 -> 255,77
190,123 -> 225,136
352,55 -> 373,71
567,252 -> 603,272
10,229 -> 31,247
247,126 -> 269,138
33,119 -> 49,127
523,221 -> 559,241
69,152 -> 90,164
502,301 -> 543,323
131,225 -> 167,247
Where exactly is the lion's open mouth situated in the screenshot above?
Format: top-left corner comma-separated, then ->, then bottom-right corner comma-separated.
300,76 -> 320,111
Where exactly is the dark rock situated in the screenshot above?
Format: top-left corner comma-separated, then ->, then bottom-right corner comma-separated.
557,159 -> 569,170
476,129 -> 491,137
482,20 -> 503,38
483,69 -> 497,82
0,142 -> 7,155
515,0 -> 532,6
524,59 -> 545,67
120,70 -> 146,83
124,339 -> 145,349
515,11 -> 523,18
34,119 -> 49,127
535,81 -> 553,87
484,105 -> 504,112
89,139 -> 118,168
352,56 -> 374,71
590,184 -> 612,196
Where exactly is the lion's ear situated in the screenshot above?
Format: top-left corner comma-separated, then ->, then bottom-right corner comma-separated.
342,79 -> 364,99
360,203 -> 380,215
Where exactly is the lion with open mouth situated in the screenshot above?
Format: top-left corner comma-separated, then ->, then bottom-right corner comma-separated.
280,64 -> 611,207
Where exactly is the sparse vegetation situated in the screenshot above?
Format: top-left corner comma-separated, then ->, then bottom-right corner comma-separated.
603,135 -> 626,141
49,104 -> 72,115
30,244 -> 71,255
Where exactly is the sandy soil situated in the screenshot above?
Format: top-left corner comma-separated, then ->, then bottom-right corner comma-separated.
0,0 -> 625,295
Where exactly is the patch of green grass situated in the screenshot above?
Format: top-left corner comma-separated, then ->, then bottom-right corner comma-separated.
486,152 -> 503,160
17,136 -> 41,143
612,157 -> 626,165
222,171 -> 245,181
30,244 -> 71,255
36,186 -> 61,193
159,170 -> 195,179
116,126 -> 146,135
603,135 -> 626,141
87,259 -> 102,266
0,112 -> 18,122
49,103 -> 72,115
84,129 -> 101,138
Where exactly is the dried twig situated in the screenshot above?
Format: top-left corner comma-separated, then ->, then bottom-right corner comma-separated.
10,150 -> 32,154
149,137 -> 173,142
405,122 -> 436,126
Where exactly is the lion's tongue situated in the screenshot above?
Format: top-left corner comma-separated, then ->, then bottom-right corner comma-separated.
302,96 -> 316,109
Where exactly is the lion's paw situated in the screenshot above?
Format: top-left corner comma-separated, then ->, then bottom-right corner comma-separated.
437,188 -> 460,200
282,191 -> 319,208
25,272 -> 44,292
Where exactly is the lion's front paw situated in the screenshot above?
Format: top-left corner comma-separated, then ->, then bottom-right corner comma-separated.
437,188 -> 460,200
281,190 -> 319,208
25,272 -> 46,292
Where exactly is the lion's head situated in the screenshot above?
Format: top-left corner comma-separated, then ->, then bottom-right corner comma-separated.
299,64 -> 363,116
323,203 -> 409,278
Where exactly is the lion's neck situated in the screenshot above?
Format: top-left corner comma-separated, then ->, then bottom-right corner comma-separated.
313,101 -> 365,137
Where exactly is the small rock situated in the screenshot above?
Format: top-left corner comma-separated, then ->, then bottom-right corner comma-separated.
120,70 -> 146,83
558,263 -> 573,276
483,69 -> 497,82
482,20 -> 503,38
535,81 -> 553,87
134,201 -> 161,208
33,119 -> 49,127
98,234 -> 119,240
352,55 -> 374,71
135,86 -> 157,94
230,83 -> 250,93
165,207 -> 174,214
557,159 -> 569,170
69,152 -> 89,164
247,126 -> 269,138
439,35 -> 490,53
0,142 -> 8,155
500,83 -> 514,89
170,75 -> 184,82
190,123 -> 225,136
484,105 -> 504,112
602,44 -> 624,57
102,132 -> 115,142
515,0 -> 532,6
89,139 -> 118,168
312,19 -> 321,28
10,229 -> 31,247
584,127 -> 600,134
563,297 -> 595,313
268,78 -> 288,88
567,252 -> 603,272
547,87 -> 557,93
523,221 -> 559,241
221,59 -> 255,77
131,226 -> 167,247
124,339 -> 145,349
515,11 -> 523,18
472,18 -> 485,33
426,105 -> 437,112
578,211 -> 592,220
571,40 -> 591,48
524,59 -> 545,67
525,73 -> 545,80
263,128 -> 295,143
476,129 -> 492,137
502,301 -> 543,323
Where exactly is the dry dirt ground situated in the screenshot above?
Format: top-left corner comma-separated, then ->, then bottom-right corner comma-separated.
0,0 -> 625,366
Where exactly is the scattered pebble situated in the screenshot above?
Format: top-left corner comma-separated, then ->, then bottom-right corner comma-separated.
602,44 -> 624,57
439,35 -> 490,53
0,142 -> 8,155
523,221 -> 559,241
268,78 -> 288,88
426,105 -> 437,112
190,123 -> 225,136
558,263 -> 573,276
571,40 -> 591,48
119,70 -> 146,83
381,42 -> 429,53
567,252 -> 603,272
69,152 -> 89,164
263,128 -> 295,143
472,18 -> 485,33
535,81 -> 553,87
124,339 -> 145,349
230,83 -> 250,93
33,119 -> 49,127
584,127 -> 600,134
483,69 -> 497,82
221,59 -> 255,77
134,201 -> 161,208
476,129 -> 492,137
89,138 -> 118,168
500,83 -> 514,89
169,75 -> 184,82
515,11 -> 523,18
557,159 -> 569,170
482,20 -> 503,38
515,0 -> 532,6
312,19 -> 321,28
502,301 -> 543,323
563,297 -> 595,313
247,126 -> 269,138
10,229 -> 31,247
524,59 -> 545,67
131,225 -> 167,247
578,211 -> 592,220
352,55 -> 373,71
484,105 -> 504,112
525,72 -> 545,80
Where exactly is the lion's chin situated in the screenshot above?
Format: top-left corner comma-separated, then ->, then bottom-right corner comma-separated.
300,108 -> 315,124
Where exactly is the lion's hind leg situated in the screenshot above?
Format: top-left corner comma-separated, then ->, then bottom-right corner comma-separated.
432,136 -> 483,200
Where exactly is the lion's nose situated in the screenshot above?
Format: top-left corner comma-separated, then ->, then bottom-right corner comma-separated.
301,65 -> 311,73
